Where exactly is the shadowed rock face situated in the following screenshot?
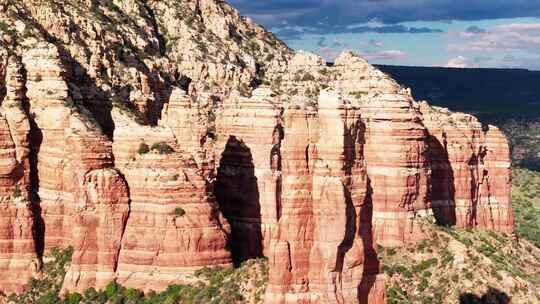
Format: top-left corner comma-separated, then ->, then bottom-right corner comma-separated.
0,1 -> 512,302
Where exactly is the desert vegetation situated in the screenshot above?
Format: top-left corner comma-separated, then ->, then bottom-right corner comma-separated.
7,248 -> 269,304
381,217 -> 540,304
512,168 -> 540,247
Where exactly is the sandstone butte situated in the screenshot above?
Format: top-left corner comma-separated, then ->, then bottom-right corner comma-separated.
0,0 -> 513,303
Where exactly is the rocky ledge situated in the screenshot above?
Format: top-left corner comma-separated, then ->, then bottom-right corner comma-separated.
0,1 -> 514,303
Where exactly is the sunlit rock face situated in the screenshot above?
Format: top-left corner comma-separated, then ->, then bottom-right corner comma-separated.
0,0 -> 512,302
419,101 -> 514,233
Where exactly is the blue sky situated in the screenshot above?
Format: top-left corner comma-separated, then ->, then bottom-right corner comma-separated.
229,0 -> 540,70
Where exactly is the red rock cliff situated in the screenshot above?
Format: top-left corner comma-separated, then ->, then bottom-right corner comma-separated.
0,1 -> 514,303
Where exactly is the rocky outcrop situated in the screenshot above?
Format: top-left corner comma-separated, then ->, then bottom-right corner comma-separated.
214,88 -> 283,262
214,88 -> 386,302
62,168 -> 129,292
20,43 -> 130,292
359,92 -> 430,247
419,102 -> 514,232
115,151 -> 231,291
0,1 -> 514,303
160,88 -> 216,175
22,44 -> 117,252
263,90 -> 387,303
0,55 -> 38,294
110,91 -> 232,291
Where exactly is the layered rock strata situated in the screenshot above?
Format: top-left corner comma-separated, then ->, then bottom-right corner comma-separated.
214,88 -> 386,302
265,90 -> 384,303
419,102 -> 514,232
214,88 -> 283,262
115,152 -> 231,291
0,0 -> 515,303
20,44 -> 130,292
0,55 -> 38,294
61,168 -> 130,292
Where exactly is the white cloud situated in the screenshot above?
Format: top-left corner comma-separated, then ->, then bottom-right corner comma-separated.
318,47 -> 346,61
448,23 -> 540,53
346,18 -> 385,30
369,39 -> 384,47
446,56 -> 474,68
361,50 -> 407,61
317,48 -> 406,62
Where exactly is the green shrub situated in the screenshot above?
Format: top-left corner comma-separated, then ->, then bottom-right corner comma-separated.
151,142 -> 174,154
417,278 -> 429,292
105,0 -> 120,12
105,281 -> 119,298
412,258 -> 438,272
138,143 -> 150,155
65,292 -> 82,304
13,184 -> 21,198
301,72 -> 315,82
83,287 -> 99,301
7,247 -> 73,303
8,255 -> 268,304
64,96 -> 76,108
441,248 -> 454,266
174,207 -> 186,217
125,288 -> 142,301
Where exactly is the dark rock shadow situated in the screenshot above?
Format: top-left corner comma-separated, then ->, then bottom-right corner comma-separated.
336,119 -> 380,303
460,288 -> 511,304
357,178 -> 380,304
214,136 -> 263,266
11,63 -> 47,260
467,146 -> 488,229
28,111 -> 45,259
427,133 -> 457,226
336,118 -> 362,272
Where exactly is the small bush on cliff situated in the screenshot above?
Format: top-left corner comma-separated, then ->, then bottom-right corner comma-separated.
12,184 -> 21,198
174,207 -> 186,217
64,292 -> 82,304
64,96 -> 76,108
8,246 -> 74,304
151,142 -> 174,154
301,72 -> 315,82
7,252 -> 269,303
138,143 -> 150,155
0,21 -> 8,33
105,0 -> 120,13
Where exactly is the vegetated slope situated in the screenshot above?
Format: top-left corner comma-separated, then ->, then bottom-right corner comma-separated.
512,168 -> 540,247
380,219 -> 540,304
500,120 -> 540,170
7,247 -> 269,304
378,65 -> 540,170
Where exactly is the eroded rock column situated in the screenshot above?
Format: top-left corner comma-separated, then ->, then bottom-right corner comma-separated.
0,55 -> 39,294
115,152 -> 231,291
214,88 -> 283,263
